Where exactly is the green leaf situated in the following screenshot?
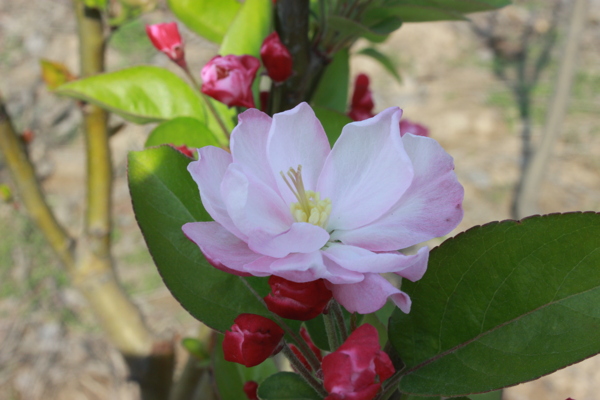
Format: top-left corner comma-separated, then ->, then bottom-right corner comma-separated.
383,0 -> 510,14
82,0 -> 107,9
127,146 -> 272,331
312,106 -> 353,146
389,213 -> 600,396
327,16 -> 389,43
145,117 -> 220,149
181,337 -> 210,360
258,372 -> 321,400
168,0 -> 241,44
356,47 -> 402,83
470,391 -> 503,400
312,49 -> 350,114
219,0 -> 271,58
56,66 -> 204,124
375,5 -> 465,22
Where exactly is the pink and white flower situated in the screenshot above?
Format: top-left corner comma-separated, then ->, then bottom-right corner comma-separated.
182,103 -> 463,314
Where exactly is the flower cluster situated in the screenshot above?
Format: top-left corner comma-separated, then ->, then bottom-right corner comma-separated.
183,102 -> 463,314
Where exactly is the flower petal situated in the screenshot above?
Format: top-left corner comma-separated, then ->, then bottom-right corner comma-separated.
247,223 -> 330,258
332,133 -> 464,251
318,107 -> 414,231
328,273 -> 411,314
244,251 -> 364,284
188,146 -> 245,240
322,244 -> 429,275
230,109 -> 277,189
182,221 -> 259,276
267,102 -> 331,205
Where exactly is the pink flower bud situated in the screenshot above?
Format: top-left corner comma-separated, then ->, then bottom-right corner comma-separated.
260,32 -> 293,83
289,327 -> 322,371
222,314 -> 284,367
243,381 -> 259,400
348,74 -> 375,121
322,324 -> 395,400
201,55 -> 261,109
264,276 -> 332,321
146,23 -> 186,69
399,119 -> 429,137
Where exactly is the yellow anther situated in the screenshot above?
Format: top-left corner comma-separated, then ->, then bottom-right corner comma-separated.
281,166 -> 332,228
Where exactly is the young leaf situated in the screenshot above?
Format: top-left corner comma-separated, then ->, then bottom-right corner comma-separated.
127,146 -> 272,332
145,117 -> 221,149
311,50 -> 350,114
389,212 -> 600,397
219,0 -> 271,58
356,47 -> 402,83
56,66 -> 204,124
167,0 -> 241,44
258,372 -> 321,400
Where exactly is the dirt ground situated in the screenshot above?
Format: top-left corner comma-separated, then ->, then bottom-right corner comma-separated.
0,0 -> 599,399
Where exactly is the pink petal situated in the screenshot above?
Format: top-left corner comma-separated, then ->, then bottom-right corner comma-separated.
182,221 -> 259,276
332,134 -> 464,251
247,223 -> 330,258
188,146 -> 246,240
328,273 -> 412,314
322,244 -> 428,275
244,252 -> 364,284
221,163 -> 292,237
267,102 -> 331,205
230,109 -> 277,189
317,107 -> 414,231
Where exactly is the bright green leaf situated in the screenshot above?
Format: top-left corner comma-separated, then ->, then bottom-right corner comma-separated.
168,0 -> 241,43
312,106 -> 353,146
390,213 -> 600,396
127,146 -> 272,331
312,49 -> 350,114
356,47 -> 401,83
258,372 -> 321,400
56,66 -> 204,124
145,117 -> 220,149
219,0 -> 271,58
82,0 -> 107,9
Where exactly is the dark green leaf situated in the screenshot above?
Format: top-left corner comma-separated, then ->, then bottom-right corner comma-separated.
312,106 -> 353,146
168,0 -> 241,43
383,0 -> 510,14
56,66 -> 204,124
312,49 -> 350,114
389,213 -> 600,396
219,0 -> 271,58
356,47 -> 402,83
327,16 -> 389,43
376,5 -> 465,22
470,391 -> 503,400
127,146 -> 272,331
258,372 -> 321,400
145,117 -> 221,149
304,315 -> 330,352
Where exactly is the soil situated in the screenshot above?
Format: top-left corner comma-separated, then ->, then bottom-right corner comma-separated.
0,0 -> 599,399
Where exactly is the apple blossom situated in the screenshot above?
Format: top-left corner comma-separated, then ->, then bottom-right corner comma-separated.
183,102 -> 463,314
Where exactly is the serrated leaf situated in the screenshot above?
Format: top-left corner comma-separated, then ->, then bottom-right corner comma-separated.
258,372 -> 321,400
311,50 -> 350,114
127,146 -> 273,331
56,66 -> 204,124
219,0 -> 271,58
389,213 -> 600,396
145,117 -> 220,149
168,0 -> 241,44
356,47 -> 401,83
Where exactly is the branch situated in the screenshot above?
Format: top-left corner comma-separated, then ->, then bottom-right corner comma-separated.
514,0 -> 588,218
0,96 -> 75,269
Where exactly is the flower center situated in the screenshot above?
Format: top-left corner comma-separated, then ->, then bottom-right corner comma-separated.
280,165 -> 331,228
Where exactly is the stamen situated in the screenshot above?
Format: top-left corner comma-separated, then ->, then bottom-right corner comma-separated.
280,165 -> 332,228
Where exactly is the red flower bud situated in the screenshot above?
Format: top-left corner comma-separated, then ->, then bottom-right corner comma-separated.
243,381 -> 259,400
289,327 -> 322,371
322,324 -> 394,400
146,23 -> 186,69
260,32 -> 293,83
222,314 -> 284,367
399,119 -> 429,137
201,55 -> 260,109
264,276 -> 333,321
260,91 -> 270,113
348,74 -> 375,121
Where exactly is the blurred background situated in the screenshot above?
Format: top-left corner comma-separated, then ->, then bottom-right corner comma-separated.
0,0 -> 599,399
